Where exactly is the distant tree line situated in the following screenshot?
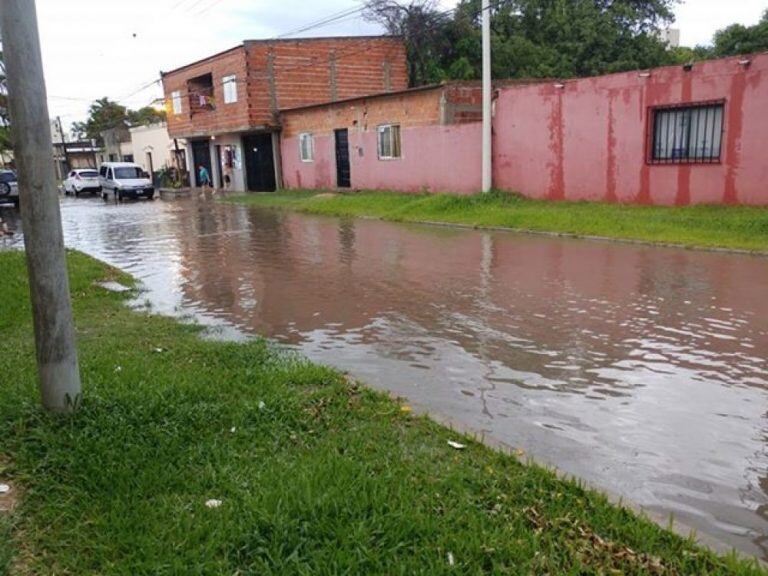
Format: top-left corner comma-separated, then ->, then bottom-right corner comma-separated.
363,0 -> 768,86
670,8 -> 768,63
71,98 -> 166,143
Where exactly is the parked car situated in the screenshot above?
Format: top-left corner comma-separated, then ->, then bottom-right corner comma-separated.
63,168 -> 102,196
0,170 -> 19,207
99,162 -> 154,201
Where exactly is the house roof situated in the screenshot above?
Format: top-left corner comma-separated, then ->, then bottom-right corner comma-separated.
279,83 -> 448,114
278,79 -> 548,114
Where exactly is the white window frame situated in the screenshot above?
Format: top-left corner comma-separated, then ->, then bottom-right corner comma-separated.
299,132 -> 314,163
171,90 -> 182,115
222,75 -> 237,104
377,124 -> 401,160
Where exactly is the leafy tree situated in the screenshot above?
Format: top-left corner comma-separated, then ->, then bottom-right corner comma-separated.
71,98 -> 166,142
71,98 -> 128,142
668,9 -> 768,65
448,0 -> 678,80
363,0 -> 452,85
128,106 -> 166,127
711,9 -> 768,56
364,0 -> 679,84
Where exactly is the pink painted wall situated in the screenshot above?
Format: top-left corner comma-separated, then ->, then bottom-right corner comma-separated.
281,123 -> 482,194
494,53 -> 768,205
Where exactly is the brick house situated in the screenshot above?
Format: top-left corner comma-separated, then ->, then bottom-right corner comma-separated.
279,82 -> 487,193
161,36 -> 407,191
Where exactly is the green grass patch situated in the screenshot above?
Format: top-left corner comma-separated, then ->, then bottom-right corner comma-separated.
0,250 -> 764,574
224,190 -> 768,252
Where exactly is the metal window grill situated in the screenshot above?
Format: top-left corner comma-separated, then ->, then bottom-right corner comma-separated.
649,101 -> 724,165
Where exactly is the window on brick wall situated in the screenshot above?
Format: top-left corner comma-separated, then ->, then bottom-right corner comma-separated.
222,75 -> 237,104
650,101 -> 724,164
171,90 -> 182,115
299,133 -> 314,162
377,124 -> 401,160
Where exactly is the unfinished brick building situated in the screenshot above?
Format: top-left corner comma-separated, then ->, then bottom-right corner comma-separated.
161,36 -> 407,191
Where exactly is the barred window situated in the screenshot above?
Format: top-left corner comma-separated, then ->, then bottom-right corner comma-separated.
377,124 -> 401,159
299,133 -> 314,162
650,102 -> 724,164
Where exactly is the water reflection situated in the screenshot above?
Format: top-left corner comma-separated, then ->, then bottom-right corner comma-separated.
2,196 -> 767,558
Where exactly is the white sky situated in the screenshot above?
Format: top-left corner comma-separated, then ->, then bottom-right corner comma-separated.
29,0 -> 767,132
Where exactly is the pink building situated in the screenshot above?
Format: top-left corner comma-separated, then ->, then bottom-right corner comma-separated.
279,52 -> 768,205
280,83 -> 486,194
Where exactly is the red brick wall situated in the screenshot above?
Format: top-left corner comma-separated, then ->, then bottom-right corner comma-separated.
246,37 -> 408,127
162,46 -> 250,139
162,37 -> 408,139
281,87 -> 444,139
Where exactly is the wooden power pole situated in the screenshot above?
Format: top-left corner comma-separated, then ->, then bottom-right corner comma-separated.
0,0 -> 81,411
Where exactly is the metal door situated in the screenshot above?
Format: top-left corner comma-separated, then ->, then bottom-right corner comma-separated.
334,129 -> 351,188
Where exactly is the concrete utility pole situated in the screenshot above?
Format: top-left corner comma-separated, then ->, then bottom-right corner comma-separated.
481,0 -> 492,193
0,0 -> 82,412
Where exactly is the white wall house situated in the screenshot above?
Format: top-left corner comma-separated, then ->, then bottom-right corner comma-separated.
129,122 -> 186,175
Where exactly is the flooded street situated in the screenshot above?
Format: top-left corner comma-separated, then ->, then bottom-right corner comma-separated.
2,195 -> 767,559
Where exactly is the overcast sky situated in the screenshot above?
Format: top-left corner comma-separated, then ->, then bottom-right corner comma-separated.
31,0 -> 767,132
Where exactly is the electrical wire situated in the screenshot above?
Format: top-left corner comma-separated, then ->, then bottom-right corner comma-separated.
57,1 -> 509,111
163,0 -> 509,102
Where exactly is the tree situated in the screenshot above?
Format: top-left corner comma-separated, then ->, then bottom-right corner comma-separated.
711,9 -> 768,57
363,0 -> 679,85
363,0 -> 452,85
71,97 -> 128,142
446,0 -> 678,80
71,97 -> 166,142
128,105 -> 166,127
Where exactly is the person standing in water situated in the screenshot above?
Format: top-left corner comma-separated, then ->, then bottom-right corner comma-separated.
198,165 -> 211,190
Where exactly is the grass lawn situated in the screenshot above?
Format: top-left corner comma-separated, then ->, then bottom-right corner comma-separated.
0,250 -> 764,574
224,190 -> 768,253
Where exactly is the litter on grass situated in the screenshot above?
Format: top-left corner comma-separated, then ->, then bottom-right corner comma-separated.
205,499 -> 222,509
96,281 -> 130,293
258,401 -> 266,411
447,552 -> 455,566
447,440 -> 466,450
0,484 -> 10,494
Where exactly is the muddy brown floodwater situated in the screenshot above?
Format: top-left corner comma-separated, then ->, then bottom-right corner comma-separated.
2,195 -> 767,559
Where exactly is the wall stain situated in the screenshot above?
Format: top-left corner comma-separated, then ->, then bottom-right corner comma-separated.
724,69 -> 747,204
547,91 -> 565,201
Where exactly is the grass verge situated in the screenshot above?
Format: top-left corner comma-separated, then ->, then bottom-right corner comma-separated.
0,250 -> 764,574
223,190 -> 768,253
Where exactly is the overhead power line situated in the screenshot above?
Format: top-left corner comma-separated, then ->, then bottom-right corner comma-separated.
276,6 -> 367,39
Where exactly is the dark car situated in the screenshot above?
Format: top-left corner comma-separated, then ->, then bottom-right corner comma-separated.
0,170 -> 19,207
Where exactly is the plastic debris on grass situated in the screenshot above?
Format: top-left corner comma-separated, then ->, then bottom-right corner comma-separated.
205,499 -> 222,509
447,440 -> 466,450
